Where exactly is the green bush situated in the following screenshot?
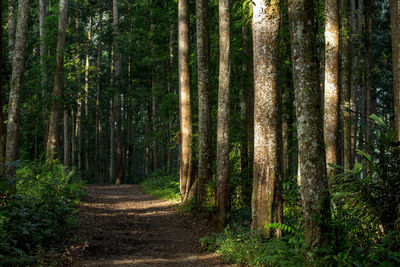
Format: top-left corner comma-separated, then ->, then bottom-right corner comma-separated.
140,170 -> 180,201
200,225 -> 305,267
0,161 -> 86,266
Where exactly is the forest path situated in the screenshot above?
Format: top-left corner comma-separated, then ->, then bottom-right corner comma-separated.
71,184 -> 232,267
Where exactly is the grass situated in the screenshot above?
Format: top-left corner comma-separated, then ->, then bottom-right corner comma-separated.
140,171 -> 181,201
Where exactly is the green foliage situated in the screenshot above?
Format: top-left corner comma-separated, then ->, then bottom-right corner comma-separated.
200,225 -> 305,267
0,161 -> 86,266
140,170 -> 180,201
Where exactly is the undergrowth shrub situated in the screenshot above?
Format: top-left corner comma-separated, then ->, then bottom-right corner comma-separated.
200,224 -> 304,266
0,161 -> 86,266
140,170 -> 180,201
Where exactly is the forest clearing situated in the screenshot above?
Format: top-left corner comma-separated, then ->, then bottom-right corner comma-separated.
1,0 -> 400,266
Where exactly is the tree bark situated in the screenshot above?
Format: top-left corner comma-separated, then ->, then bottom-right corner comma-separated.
64,109 -> 70,167
196,0 -> 212,213
288,0 -> 331,259
96,8 -> 104,182
5,0 -> 30,168
216,0 -> 231,228
341,0 -> 352,169
47,0 -> 69,160
178,0 -> 193,202
113,0 -> 124,184
39,0 -> 49,147
84,17 -> 92,178
251,0 -> 282,238
8,0 -> 15,61
392,0 -> 400,140
391,1 -> 400,140
0,0 -> 5,166
324,0 -> 340,174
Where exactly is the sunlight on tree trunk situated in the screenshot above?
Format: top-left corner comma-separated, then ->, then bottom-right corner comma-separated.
251,0 -> 283,238
288,0 -> 331,260
216,0 -> 231,228
6,0 -> 30,168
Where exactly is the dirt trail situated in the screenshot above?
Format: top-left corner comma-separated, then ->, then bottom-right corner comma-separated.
70,185 -> 232,267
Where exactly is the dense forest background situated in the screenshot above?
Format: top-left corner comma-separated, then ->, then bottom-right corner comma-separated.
0,0 -> 399,265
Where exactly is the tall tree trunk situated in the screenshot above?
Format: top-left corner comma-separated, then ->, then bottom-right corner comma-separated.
341,0 -> 352,169
64,109 -> 70,167
288,0 -> 331,260
178,0 -> 193,202
84,17 -> 92,178
109,97 -> 115,182
196,0 -> 212,213
8,0 -> 15,61
71,109 -> 76,166
324,0 -> 340,174
391,1 -> 400,140
5,0 -> 29,172
0,0 -> 5,166
113,0 -> 123,184
365,0 -> 373,151
47,0 -> 69,160
96,8 -> 104,183
216,0 -> 231,228
39,0 -> 49,147
251,0 -> 282,238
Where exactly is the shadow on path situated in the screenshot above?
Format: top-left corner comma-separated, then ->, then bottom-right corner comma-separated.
72,185 -> 232,267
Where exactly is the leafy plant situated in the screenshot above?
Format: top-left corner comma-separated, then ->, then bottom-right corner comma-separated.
0,161 -> 85,266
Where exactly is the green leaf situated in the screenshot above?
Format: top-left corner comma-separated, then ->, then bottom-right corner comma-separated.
369,114 -> 385,127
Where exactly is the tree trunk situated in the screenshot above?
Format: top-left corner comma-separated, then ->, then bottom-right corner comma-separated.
288,0 -> 331,259
47,0 -> 69,160
391,1 -> 400,140
178,0 -> 193,202
39,0 -> 49,147
365,0 -> 373,151
216,0 -> 231,228
341,0 -> 352,169
5,0 -> 30,168
64,109 -> 70,167
8,0 -> 15,61
251,0 -> 282,238
113,0 -> 123,184
0,0 -> 5,166
196,0 -> 212,213
96,8 -> 104,183
324,0 -> 340,174
84,17 -> 92,178
392,0 -> 400,139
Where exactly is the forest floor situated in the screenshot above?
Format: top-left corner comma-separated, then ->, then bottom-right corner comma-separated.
61,184 -> 232,267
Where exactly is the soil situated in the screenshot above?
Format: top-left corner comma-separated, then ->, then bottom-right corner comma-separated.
63,184 -> 232,267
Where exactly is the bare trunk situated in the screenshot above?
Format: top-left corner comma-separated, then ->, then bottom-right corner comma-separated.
71,110 -> 76,166
113,0 -> 123,184
110,97 -> 115,182
84,17 -> 92,178
0,0 -> 5,165
40,0 -> 49,147
5,0 -> 30,168
288,0 -> 331,259
178,0 -> 193,202
324,0 -> 340,174
96,8 -> 104,182
391,1 -> 400,140
341,0 -> 352,169
64,109 -> 70,167
8,0 -> 15,61
365,0 -> 373,151
47,0 -> 69,160
196,0 -> 212,213
251,0 -> 282,238
216,0 -> 231,228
